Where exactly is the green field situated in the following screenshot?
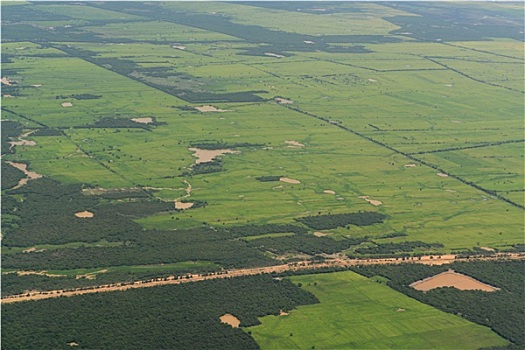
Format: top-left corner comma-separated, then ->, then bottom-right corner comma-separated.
247,271 -> 509,349
1,1 -> 523,349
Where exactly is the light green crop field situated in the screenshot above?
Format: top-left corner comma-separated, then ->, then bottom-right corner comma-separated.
247,271 -> 509,349
1,2 -> 523,349
2,1 -> 523,254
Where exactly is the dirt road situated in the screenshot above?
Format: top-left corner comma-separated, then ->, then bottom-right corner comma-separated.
2,253 -> 523,304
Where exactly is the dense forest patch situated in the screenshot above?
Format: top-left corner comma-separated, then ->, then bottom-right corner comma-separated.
1,274 -> 319,349
296,211 -> 387,230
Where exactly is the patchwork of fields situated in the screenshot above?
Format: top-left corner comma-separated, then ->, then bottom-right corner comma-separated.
1,1 -> 523,349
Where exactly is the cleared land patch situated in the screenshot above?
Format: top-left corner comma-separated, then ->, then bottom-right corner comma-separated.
220,313 -> 241,328
410,269 -> 500,292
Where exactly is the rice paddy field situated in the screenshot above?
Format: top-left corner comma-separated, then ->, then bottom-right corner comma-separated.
1,1 -> 523,349
247,270 -> 509,349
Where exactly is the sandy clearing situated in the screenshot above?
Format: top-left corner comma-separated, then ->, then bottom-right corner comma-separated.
279,310 -> 289,316
314,231 -> 328,237
194,105 -> 232,113
437,173 -> 449,177
17,270 -> 63,278
32,84 -> 43,87
1,77 -> 13,86
76,269 -> 108,280
175,201 -> 193,210
397,308 -> 405,312
131,117 -> 153,124
275,97 -> 293,104
265,52 -> 285,58
481,247 -> 495,252
68,342 -> 79,347
410,270 -> 500,292
174,180 -> 193,209
323,190 -> 336,194
404,164 -> 416,168
2,253 -> 523,304
172,45 -> 186,50
3,94 -> 14,98
75,211 -> 94,218
285,140 -> 304,147
220,314 -> 241,328
303,40 -> 315,44
188,147 -> 239,164
61,102 -> 73,107
5,161 -> 43,189
9,139 -> 36,148
368,78 -> 378,82
280,177 -> 300,184
358,196 -> 382,206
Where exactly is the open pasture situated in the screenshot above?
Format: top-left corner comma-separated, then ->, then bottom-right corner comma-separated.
247,271 -> 508,349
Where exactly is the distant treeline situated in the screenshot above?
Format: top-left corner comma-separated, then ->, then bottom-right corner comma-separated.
352,241 -> 444,256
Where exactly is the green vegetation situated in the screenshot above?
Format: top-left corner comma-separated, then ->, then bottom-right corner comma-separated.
247,270 -> 508,349
1,275 -> 319,349
350,260 -> 525,347
1,1 -> 523,349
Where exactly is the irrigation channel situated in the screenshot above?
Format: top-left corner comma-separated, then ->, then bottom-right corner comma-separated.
2,253 -> 523,304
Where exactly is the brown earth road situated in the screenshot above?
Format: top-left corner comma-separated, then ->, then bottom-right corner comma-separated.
2,253 -> 523,304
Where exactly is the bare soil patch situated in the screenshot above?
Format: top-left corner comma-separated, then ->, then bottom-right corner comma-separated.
275,97 -> 293,104
188,147 -> 239,164
5,161 -> 43,189
17,270 -> 62,278
368,78 -> 378,83
172,45 -> 186,50
303,40 -> 315,44
9,139 -> 36,148
410,269 -> 500,292
61,102 -> 73,107
75,211 -> 94,218
404,164 -> 416,168
358,196 -> 382,206
1,77 -> 13,86
264,52 -> 285,58
481,247 -> 495,252
32,84 -> 43,87
175,201 -> 193,210
194,105 -> 231,113
279,177 -> 300,184
285,140 -> 304,147
323,190 -> 336,194
279,310 -> 289,316
131,117 -> 153,124
3,94 -> 14,98
314,231 -> 328,237
437,173 -> 449,177
68,342 -> 79,347
396,308 -> 405,312
220,314 -> 241,328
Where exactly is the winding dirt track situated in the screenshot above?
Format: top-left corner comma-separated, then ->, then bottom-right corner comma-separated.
2,253 -> 523,304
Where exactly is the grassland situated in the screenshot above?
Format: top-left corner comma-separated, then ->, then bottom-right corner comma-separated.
247,270 -> 509,349
1,1 -> 523,348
